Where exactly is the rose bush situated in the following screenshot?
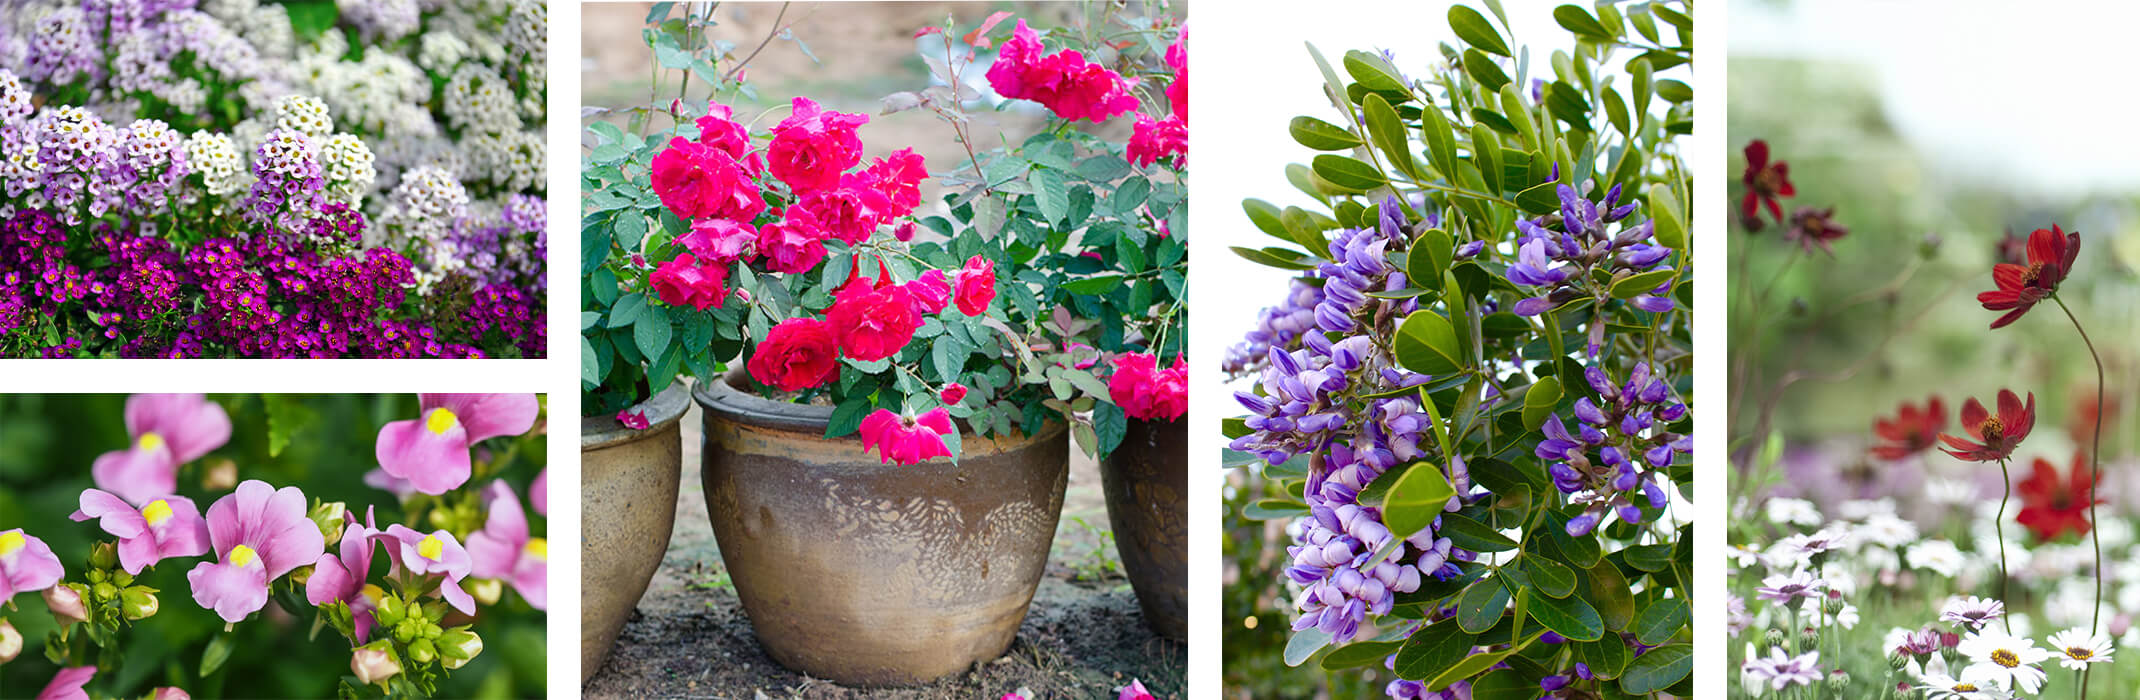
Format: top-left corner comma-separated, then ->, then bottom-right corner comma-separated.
1220,3 -> 1694,697
0,393 -> 548,699
0,2 -> 546,358
583,6 -> 1186,462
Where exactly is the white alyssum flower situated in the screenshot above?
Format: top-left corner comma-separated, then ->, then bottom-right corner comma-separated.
272,94 -> 334,138
2045,627 -> 2113,671
1957,630 -> 2049,694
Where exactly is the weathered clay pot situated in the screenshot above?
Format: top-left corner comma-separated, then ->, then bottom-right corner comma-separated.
1100,417 -> 1187,639
579,383 -> 690,682
694,376 -> 1069,687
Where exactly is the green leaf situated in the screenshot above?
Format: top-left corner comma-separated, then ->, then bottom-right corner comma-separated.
1513,181 -> 1560,215
1649,183 -> 1687,251
1321,640 -> 1405,671
201,630 -> 235,677
1406,229 -> 1453,292
1382,462 -> 1456,540
1062,275 -> 1126,295
1585,561 -> 1638,631
580,337 -> 600,387
1426,642 -> 1531,692
1418,101 -> 1458,183
1310,154 -> 1387,192
614,208 -> 648,250
608,292 -> 648,329
1393,621 -> 1476,681
1243,198 -> 1291,241
1520,554 -> 1576,598
1363,93 -> 1422,180
1541,511 -> 1604,567
634,313 -> 673,363
262,395 -> 319,458
1525,588 -> 1603,641
1244,499 -> 1310,520
1344,49 -> 1410,93
1543,82 -> 1594,132
1625,543 -> 1675,572
1438,513 -> 1517,553
1619,644 -> 1693,694
1032,168 -> 1069,226
1573,638 -> 1632,681
1448,5 -> 1511,57
1455,576 -> 1509,633
826,396 -> 871,439
1289,116 -> 1363,151
1656,79 -> 1693,103
1461,49 -> 1510,92
1393,310 -> 1463,376
1472,124 -> 1504,195
1231,246 -> 1319,271
1093,402 -> 1127,455
1284,627 -> 1333,667
1521,376 -> 1562,431
1633,598 -> 1689,645
1553,4 -> 1614,41
1611,269 -> 1677,300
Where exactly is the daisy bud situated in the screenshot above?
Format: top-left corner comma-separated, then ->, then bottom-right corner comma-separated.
1827,672 -> 1850,691
1766,628 -> 1786,647
1888,654 -> 1910,671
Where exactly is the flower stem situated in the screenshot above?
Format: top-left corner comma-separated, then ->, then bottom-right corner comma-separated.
2053,294 -> 2103,699
1995,455 -> 2013,635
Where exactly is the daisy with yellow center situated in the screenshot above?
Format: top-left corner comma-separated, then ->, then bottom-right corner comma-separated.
1957,630 -> 2048,694
2046,627 -> 2114,671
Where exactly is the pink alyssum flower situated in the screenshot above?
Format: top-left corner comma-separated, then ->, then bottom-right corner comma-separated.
69,489 -> 210,574
187,480 -> 327,623
91,393 -> 231,506
466,480 -> 548,610
0,528 -> 64,602
858,408 -> 956,465
376,393 -> 541,495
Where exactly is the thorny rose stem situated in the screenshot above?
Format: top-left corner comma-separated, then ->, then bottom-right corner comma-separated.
2053,294 -> 2105,699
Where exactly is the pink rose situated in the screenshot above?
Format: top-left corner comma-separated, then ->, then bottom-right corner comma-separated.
953,255 -> 996,317
858,408 -> 955,465
1127,114 -> 1187,168
795,184 -> 892,245
679,218 -> 758,264
766,96 -> 868,193
649,252 -> 730,310
827,264 -> 921,362
747,317 -> 842,392
757,212 -> 828,275
939,383 -> 968,405
695,102 -> 755,163
985,20 -> 1140,123
905,269 -> 951,315
1108,352 -> 1186,421
649,138 -> 765,222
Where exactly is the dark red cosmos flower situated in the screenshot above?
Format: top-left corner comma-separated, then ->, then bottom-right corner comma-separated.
1740,140 -> 1794,224
1995,227 -> 2029,266
1938,389 -> 2034,462
1869,396 -> 1945,460
2016,451 -> 2101,542
1786,206 -> 1848,256
1978,225 -> 2079,329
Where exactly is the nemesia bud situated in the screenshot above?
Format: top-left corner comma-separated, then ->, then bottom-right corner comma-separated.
438,629 -> 484,669
122,587 -> 159,620
45,584 -> 87,626
0,618 -> 19,663
351,642 -> 401,686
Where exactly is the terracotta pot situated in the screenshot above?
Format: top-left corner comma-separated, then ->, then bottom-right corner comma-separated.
694,376 -> 1069,687
578,383 -> 691,682
1100,417 -> 1187,639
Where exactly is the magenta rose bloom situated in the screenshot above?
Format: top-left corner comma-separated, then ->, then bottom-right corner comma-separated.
650,252 -> 730,310
758,212 -> 829,275
188,480 -> 326,623
766,96 -> 868,193
794,184 -> 892,245
863,148 -> 928,215
92,393 -> 231,506
70,489 -> 210,575
1165,26 -> 1186,119
985,19 -> 1140,123
377,524 -> 476,614
0,528 -> 64,602
694,101 -> 755,162
680,218 -> 758,264
905,269 -> 952,315
1127,114 -> 1187,168
466,481 -> 547,610
37,667 -> 95,700
375,394 -> 541,495
746,317 -> 842,392
305,508 -> 384,641
953,254 -> 997,317
650,137 -> 766,222
858,408 -> 955,465
939,382 -> 969,405
1108,352 -> 1187,421
828,274 -> 921,362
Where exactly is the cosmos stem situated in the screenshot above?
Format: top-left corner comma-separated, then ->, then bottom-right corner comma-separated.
2050,294 -> 2103,700
1994,455 -> 2012,636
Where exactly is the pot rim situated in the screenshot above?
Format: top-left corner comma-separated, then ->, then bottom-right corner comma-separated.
693,371 -> 1065,451
582,381 -> 692,450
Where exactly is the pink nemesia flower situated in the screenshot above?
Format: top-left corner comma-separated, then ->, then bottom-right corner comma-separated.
69,489 -> 210,574
36,666 -> 94,700
466,481 -> 548,610
151,688 -> 190,700
1120,678 -> 1158,700
766,96 -> 868,193
530,468 -> 548,516
187,480 -> 326,623
376,394 -> 540,495
362,468 -> 419,500
858,408 -> 955,465
616,409 -> 650,430
92,393 -> 231,506
305,508 -> 383,641
0,528 -> 64,602
378,525 -> 476,614
1108,353 -> 1187,421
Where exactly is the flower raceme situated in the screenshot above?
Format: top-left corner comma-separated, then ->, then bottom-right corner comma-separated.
91,393 -> 231,506
859,407 -> 955,465
1937,389 -> 2034,462
188,480 -> 326,623
69,489 -> 210,575
2015,451 -> 2101,543
985,19 -> 1140,123
1869,396 -> 1946,460
1108,352 -> 1187,421
375,393 -> 541,495
1977,224 -> 2079,329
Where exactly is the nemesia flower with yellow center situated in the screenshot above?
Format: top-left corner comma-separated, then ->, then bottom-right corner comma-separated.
90,393 -> 231,506
379,524 -> 476,614
69,488 -> 210,574
0,528 -> 64,602
466,480 -> 547,609
375,394 -> 540,495
187,480 -> 325,623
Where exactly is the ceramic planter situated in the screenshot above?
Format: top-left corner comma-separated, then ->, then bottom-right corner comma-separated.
694,376 -> 1069,686
1099,416 -> 1187,639
578,383 -> 691,682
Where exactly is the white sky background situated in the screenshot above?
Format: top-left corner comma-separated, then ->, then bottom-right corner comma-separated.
1730,0 -> 2140,198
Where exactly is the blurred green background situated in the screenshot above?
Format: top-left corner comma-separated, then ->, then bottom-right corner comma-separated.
0,395 -> 547,699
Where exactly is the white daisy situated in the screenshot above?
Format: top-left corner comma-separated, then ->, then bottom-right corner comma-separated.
1926,477 -> 1979,507
1940,596 -> 2005,631
1855,512 -> 1919,548
1957,630 -> 2050,694
1908,539 -> 1965,577
1837,497 -> 1897,520
1916,653 -> 2013,700
1728,541 -> 1763,568
2045,627 -> 2113,670
1766,497 -> 1822,527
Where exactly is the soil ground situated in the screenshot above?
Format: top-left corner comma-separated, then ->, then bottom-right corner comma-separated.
582,394 -> 1186,700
